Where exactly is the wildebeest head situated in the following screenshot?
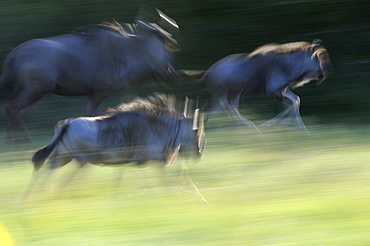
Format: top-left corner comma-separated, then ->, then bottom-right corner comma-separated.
134,7 -> 179,52
134,8 -> 179,84
310,39 -> 333,84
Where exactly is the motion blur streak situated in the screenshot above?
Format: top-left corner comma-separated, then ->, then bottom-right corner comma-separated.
1,1 -> 369,245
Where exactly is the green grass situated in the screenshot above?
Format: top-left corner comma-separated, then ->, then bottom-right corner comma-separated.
1,124 -> 370,245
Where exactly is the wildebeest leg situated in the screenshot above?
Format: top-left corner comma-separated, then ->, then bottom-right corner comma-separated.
24,152 -> 73,198
156,146 -> 180,186
158,145 -> 207,202
165,145 -> 181,166
21,167 -> 57,199
206,94 -> 226,121
57,160 -> 88,191
36,150 -> 75,193
283,90 -> 307,131
179,162 -> 208,204
86,92 -> 110,116
113,167 -> 126,189
21,169 -> 43,200
5,91 -> 47,142
261,99 -> 291,128
221,93 -> 260,132
261,90 -> 307,131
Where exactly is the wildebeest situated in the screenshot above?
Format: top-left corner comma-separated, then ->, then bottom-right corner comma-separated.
203,40 -> 333,132
0,9 -> 179,141
23,94 -> 207,201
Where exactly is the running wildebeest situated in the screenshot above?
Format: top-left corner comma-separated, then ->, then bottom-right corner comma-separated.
0,9 -> 179,142
23,94 -> 207,201
202,40 -> 333,132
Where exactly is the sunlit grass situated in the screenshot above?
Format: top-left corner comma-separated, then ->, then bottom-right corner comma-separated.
1,124 -> 370,245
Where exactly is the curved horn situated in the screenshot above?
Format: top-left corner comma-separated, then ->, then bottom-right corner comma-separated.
183,97 -> 189,118
135,20 -> 178,45
312,39 -> 322,45
135,20 -> 158,33
156,8 -> 179,32
193,109 -> 199,130
134,6 -> 178,35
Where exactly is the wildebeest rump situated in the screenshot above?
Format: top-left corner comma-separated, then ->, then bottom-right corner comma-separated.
0,9 -> 178,141
203,40 -> 333,131
24,94 -> 206,200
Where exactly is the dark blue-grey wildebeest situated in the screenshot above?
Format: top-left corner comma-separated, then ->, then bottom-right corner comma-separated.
0,9 -> 178,141
23,94 -> 207,201
203,40 -> 333,132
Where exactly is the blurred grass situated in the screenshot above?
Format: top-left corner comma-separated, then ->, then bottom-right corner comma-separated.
1,124 -> 370,245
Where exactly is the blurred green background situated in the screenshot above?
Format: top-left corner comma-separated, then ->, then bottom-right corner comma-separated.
1,1 -> 370,245
0,0 -> 369,131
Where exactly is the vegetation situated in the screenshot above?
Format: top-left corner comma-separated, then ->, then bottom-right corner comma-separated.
1,126 -> 370,245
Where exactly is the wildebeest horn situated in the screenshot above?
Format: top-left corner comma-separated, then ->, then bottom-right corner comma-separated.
135,6 -> 178,37
135,20 -> 159,33
312,39 -> 322,45
183,97 -> 189,118
135,20 -> 178,45
193,109 -> 199,130
156,8 -> 179,33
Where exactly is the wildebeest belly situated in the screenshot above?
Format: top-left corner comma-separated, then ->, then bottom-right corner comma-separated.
88,145 -> 166,165
53,83 -> 92,95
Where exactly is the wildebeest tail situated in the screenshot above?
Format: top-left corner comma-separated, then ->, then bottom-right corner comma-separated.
32,120 -> 70,170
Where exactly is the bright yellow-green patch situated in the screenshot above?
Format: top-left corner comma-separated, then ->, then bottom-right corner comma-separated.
1,125 -> 370,245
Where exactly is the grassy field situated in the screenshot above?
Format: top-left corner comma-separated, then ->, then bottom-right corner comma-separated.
1,123 -> 370,246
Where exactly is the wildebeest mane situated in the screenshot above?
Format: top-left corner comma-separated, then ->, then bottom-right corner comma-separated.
75,20 -> 130,37
108,93 -> 183,119
99,94 -> 184,147
75,20 -> 178,52
249,41 -> 326,57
